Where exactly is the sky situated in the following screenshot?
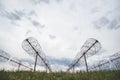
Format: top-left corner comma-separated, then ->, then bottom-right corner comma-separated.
0,0 -> 120,71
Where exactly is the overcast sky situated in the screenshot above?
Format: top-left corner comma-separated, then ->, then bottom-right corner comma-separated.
0,0 -> 120,71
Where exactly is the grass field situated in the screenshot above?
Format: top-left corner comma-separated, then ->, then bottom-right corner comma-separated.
0,70 -> 120,80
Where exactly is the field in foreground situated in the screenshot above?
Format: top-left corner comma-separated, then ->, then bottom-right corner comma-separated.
0,70 -> 120,80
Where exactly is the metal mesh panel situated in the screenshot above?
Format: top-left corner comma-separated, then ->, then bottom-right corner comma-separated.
22,37 -> 52,72
67,38 -> 101,71
22,37 -> 42,58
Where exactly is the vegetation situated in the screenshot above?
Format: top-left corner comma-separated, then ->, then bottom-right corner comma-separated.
0,70 -> 120,80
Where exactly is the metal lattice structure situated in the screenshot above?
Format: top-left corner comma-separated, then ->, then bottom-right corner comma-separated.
0,49 -> 32,71
22,37 -> 52,72
67,38 -> 101,72
89,51 -> 120,71
9,57 -> 32,71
